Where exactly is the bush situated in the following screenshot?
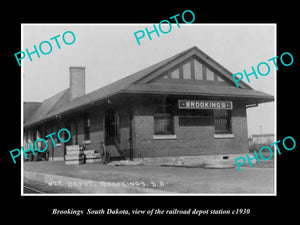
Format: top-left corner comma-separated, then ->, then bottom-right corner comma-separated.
249,143 -> 260,153
265,141 -> 275,152
249,142 -> 275,153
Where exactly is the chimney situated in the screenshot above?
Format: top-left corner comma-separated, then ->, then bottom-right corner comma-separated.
69,67 -> 85,101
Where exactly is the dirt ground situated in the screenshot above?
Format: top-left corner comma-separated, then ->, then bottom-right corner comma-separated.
23,161 -> 275,194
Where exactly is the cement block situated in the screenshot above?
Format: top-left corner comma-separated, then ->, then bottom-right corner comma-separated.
202,159 -> 236,168
65,159 -> 84,165
66,145 -> 80,151
84,150 -> 96,155
65,154 -> 84,161
85,153 -> 101,159
66,150 -> 83,155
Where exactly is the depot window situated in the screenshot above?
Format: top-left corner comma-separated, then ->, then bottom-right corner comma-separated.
154,105 -> 174,135
214,109 -> 231,134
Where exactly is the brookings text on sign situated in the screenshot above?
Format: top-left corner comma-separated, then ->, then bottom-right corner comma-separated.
178,100 -> 233,110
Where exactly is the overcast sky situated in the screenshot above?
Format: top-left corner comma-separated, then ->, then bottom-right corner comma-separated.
22,24 -> 276,136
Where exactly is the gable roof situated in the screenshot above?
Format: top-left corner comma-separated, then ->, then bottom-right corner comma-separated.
24,46 -> 274,128
135,47 -> 252,89
24,47 -> 193,127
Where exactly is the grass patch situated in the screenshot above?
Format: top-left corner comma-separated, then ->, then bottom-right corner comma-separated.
242,149 -> 275,168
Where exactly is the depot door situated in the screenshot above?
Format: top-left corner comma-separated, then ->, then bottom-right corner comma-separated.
104,110 -> 118,146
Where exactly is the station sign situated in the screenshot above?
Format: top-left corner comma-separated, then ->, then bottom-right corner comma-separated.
178,100 -> 233,110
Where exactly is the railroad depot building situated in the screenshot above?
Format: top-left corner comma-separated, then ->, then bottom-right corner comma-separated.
23,46 -> 274,163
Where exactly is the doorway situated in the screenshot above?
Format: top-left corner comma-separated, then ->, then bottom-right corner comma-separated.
104,110 -> 119,146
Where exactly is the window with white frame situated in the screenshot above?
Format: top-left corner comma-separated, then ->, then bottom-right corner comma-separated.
154,105 -> 174,135
214,109 -> 231,134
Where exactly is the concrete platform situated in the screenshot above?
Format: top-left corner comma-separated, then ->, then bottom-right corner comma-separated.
112,153 -> 254,168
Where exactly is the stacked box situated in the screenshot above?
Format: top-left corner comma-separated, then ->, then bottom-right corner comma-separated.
84,150 -> 101,164
65,145 -> 84,165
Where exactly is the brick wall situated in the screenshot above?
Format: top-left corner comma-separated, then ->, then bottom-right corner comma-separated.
52,121 -> 66,159
46,107 -> 129,158
88,110 -> 105,152
45,126 -> 54,159
118,107 -> 131,157
132,100 -> 249,158
36,98 -> 250,160
76,117 -> 85,146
